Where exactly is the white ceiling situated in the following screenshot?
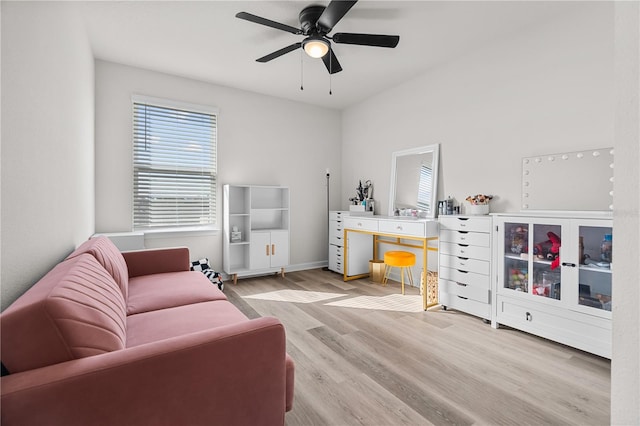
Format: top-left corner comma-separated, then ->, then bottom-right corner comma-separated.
77,1 -> 579,110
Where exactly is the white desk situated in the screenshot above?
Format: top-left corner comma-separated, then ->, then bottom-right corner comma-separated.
343,215 -> 439,310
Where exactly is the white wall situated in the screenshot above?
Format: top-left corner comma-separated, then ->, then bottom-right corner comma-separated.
94,61 -> 342,273
1,2 -> 95,310
611,2 -> 640,424
341,3 -> 613,215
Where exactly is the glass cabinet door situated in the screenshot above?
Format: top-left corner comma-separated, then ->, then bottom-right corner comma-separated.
503,222 -> 530,293
502,220 -> 564,301
530,222 -> 563,300
577,224 -> 612,313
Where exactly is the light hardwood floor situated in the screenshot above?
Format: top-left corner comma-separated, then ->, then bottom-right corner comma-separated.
224,269 -> 611,426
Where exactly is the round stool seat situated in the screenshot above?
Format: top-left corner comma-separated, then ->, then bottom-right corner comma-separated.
384,251 -> 416,267
382,251 -> 416,295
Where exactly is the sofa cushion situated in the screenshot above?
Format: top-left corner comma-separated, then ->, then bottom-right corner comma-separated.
67,236 -> 129,299
0,254 -> 127,373
127,271 -> 227,315
126,300 -> 248,347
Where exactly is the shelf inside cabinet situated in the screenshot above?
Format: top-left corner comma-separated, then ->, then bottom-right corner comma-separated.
504,253 -> 528,262
251,187 -> 289,210
579,264 -> 612,274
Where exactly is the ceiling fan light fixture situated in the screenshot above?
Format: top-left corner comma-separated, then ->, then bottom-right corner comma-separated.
302,36 -> 329,58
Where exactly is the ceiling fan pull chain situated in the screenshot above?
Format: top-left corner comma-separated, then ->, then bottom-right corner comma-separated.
329,50 -> 332,95
300,49 -> 304,91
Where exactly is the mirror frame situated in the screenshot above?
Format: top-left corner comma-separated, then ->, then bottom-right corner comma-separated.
388,144 -> 440,218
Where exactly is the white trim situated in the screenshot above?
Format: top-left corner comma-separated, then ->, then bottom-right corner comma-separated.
143,226 -> 220,239
491,211 -> 613,219
131,94 -> 219,116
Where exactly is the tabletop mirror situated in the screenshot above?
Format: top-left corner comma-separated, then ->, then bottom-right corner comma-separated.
389,144 -> 440,218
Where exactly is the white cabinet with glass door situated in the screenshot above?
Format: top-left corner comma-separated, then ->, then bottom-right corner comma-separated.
493,213 -> 612,358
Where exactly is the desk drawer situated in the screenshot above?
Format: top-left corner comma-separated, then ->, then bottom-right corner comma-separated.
378,220 -> 425,237
439,267 -> 489,289
439,242 -> 490,260
440,254 -> 489,275
439,216 -> 490,233
344,217 -> 378,232
440,229 -> 489,247
440,279 -> 490,304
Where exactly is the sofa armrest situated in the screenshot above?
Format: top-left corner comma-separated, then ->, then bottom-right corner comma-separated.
122,247 -> 190,277
1,317 -> 293,426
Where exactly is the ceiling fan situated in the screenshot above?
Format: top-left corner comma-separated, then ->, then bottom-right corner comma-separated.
236,0 -> 400,75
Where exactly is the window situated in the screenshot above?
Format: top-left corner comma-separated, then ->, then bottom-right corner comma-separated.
132,96 -> 217,230
416,164 -> 432,210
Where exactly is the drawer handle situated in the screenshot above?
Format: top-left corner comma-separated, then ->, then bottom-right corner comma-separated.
457,257 -> 469,261
457,296 -> 469,300
457,231 -> 469,234
457,269 -> 468,274
526,312 -> 533,321
562,262 -> 576,267
456,282 -> 468,287
457,244 -> 469,247
458,218 -> 469,221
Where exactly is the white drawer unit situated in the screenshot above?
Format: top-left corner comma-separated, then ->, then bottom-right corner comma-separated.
328,211 -> 348,274
329,244 -> 343,274
438,215 -> 492,321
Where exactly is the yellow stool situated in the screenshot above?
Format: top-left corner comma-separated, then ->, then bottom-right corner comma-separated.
382,251 -> 416,295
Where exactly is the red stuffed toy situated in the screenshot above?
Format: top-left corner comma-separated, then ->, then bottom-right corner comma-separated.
535,231 -> 561,269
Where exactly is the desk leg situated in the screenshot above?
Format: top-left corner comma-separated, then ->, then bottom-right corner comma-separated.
422,240 -> 428,311
343,228 -> 348,281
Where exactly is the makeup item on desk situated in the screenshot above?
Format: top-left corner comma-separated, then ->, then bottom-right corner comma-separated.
446,197 -> 453,215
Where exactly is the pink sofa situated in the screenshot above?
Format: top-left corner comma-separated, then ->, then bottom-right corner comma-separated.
0,236 -> 294,425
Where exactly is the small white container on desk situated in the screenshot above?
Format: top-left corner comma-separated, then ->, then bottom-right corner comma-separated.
466,204 -> 490,215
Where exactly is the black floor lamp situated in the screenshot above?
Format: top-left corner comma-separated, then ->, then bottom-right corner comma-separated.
323,169 -> 330,271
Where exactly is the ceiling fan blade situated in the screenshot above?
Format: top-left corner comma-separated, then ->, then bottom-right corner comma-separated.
332,33 -> 399,48
236,12 -> 301,35
317,0 -> 358,33
322,48 -> 343,74
256,42 -> 302,63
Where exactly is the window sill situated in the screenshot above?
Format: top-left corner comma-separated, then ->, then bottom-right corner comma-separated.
141,226 -> 219,239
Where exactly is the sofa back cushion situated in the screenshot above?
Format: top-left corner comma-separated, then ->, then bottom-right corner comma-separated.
67,236 -> 129,299
0,254 -> 127,374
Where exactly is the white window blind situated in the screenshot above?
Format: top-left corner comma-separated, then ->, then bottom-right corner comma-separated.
133,99 -> 217,230
416,164 -> 433,210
